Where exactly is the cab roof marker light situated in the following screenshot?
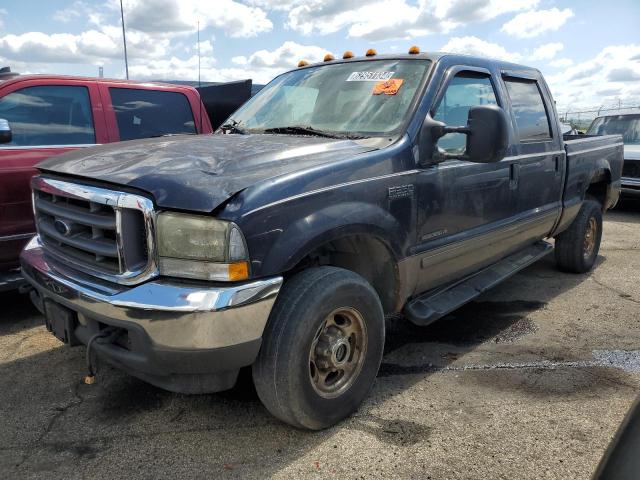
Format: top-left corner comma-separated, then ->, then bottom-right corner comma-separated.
298,60 -> 309,67
323,53 -> 335,62
408,45 -> 420,54
342,50 -> 354,59
365,48 -> 377,57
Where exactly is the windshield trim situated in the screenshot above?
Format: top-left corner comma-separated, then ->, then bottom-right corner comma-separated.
223,58 -> 434,141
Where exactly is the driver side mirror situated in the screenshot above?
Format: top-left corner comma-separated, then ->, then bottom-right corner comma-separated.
419,104 -> 509,166
0,119 -> 11,144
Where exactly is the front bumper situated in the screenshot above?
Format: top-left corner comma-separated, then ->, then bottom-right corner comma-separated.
20,237 -> 282,393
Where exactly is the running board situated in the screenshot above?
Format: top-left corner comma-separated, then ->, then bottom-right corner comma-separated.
403,241 -> 553,326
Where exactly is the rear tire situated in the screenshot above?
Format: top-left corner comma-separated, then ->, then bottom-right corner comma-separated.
555,199 -> 603,273
252,266 -> 385,430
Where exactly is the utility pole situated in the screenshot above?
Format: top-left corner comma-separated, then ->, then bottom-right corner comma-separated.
119,0 -> 129,80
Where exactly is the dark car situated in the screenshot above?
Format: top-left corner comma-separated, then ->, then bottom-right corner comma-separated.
588,112 -> 640,197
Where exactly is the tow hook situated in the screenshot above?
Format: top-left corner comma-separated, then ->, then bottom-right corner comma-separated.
84,327 -> 124,385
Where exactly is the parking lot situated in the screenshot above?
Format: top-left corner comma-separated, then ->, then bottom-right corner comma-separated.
1,199 -> 638,480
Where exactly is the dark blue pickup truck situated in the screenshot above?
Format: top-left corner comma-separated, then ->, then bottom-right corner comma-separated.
20,50 -> 623,429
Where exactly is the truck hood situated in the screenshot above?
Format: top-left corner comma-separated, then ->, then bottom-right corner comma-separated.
38,134 -> 377,211
624,144 -> 640,161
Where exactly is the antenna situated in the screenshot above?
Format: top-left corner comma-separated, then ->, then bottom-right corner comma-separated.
197,21 -> 204,134
120,0 -> 129,80
197,21 -> 201,89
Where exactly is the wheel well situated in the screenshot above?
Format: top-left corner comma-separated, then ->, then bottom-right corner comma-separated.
288,235 -> 399,314
585,176 -> 610,210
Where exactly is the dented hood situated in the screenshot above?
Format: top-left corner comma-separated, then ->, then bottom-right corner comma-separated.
38,134 -> 375,211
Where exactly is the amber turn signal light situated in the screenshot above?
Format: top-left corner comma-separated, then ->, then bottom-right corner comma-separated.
228,261 -> 249,281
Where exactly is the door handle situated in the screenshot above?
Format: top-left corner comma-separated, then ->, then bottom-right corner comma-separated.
554,156 -> 561,175
510,163 -> 520,189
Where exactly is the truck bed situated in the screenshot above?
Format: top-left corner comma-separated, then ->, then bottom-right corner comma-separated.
554,134 -> 624,234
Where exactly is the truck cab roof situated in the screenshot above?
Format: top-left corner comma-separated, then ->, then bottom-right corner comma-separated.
295,51 -> 541,78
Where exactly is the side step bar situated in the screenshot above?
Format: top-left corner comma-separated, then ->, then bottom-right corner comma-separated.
403,241 -> 553,326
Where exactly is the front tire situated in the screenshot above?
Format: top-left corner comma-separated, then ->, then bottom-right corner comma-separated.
555,199 -> 603,273
252,266 -> 385,430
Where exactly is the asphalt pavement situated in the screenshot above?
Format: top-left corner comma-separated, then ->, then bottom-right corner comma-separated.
1,199 -> 639,479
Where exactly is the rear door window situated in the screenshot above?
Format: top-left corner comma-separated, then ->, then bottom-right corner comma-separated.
0,85 -> 95,146
109,88 -> 196,141
504,78 -> 551,141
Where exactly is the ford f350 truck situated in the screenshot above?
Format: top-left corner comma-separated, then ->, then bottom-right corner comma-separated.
20,49 -> 623,429
0,71 -> 212,290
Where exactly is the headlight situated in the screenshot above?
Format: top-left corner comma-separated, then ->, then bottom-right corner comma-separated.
157,212 -> 249,281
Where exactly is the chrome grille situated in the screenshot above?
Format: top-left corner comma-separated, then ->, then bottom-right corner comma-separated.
32,177 -> 158,285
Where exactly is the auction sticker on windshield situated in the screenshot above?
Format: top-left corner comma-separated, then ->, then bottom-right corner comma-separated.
347,71 -> 395,81
373,79 -> 404,95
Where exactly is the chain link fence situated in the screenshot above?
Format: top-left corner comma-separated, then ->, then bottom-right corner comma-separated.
558,102 -> 640,131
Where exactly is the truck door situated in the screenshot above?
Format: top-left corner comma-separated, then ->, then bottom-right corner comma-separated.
0,80 -> 106,270
500,73 -> 564,239
412,67 -> 515,295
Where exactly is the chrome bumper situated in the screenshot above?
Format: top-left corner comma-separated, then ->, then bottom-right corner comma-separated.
621,176 -> 640,196
20,237 -> 282,350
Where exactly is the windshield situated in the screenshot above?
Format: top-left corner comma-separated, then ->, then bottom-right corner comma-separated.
587,114 -> 640,145
227,59 -> 430,137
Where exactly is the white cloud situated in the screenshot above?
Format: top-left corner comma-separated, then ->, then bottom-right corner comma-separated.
530,42 -> 563,61
549,57 -> 573,68
502,8 -> 574,38
232,41 -> 329,69
120,0 -> 272,38
196,40 -> 214,55
284,0 -> 538,41
440,36 -> 522,63
0,28 -> 168,65
545,44 -> 640,110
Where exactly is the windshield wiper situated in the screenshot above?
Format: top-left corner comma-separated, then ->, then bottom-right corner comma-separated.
263,125 -> 344,139
220,118 -> 247,135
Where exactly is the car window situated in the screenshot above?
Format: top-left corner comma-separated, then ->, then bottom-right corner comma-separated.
433,72 -> 498,153
0,85 -> 95,146
504,78 -> 551,141
587,114 -> 640,145
109,88 -> 196,141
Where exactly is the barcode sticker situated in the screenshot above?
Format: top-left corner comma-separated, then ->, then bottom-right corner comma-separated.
346,71 -> 395,82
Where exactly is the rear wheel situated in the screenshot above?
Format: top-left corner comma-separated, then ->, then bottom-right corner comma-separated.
252,267 -> 384,430
555,199 -> 603,273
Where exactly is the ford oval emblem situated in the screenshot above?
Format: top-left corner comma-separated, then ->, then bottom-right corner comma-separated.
54,219 -> 72,236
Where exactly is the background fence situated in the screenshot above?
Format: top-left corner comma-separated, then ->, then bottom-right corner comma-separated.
558,102 -> 640,131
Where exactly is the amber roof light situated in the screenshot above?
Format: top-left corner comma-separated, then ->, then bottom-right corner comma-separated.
323,53 -> 335,62
343,50 -> 354,59
298,60 -> 309,67
365,48 -> 377,57
408,45 -> 420,54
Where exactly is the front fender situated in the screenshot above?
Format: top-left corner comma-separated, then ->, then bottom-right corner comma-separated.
256,201 -> 408,276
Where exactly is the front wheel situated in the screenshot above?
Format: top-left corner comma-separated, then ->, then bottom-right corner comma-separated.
252,267 -> 385,430
555,199 -> 603,273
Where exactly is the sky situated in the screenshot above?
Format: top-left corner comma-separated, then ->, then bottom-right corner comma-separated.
0,0 -> 639,111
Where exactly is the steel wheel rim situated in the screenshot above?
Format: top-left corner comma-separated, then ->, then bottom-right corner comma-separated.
309,307 -> 367,398
583,216 -> 598,259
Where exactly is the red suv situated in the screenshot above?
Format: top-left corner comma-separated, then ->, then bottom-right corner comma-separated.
0,72 -> 212,289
